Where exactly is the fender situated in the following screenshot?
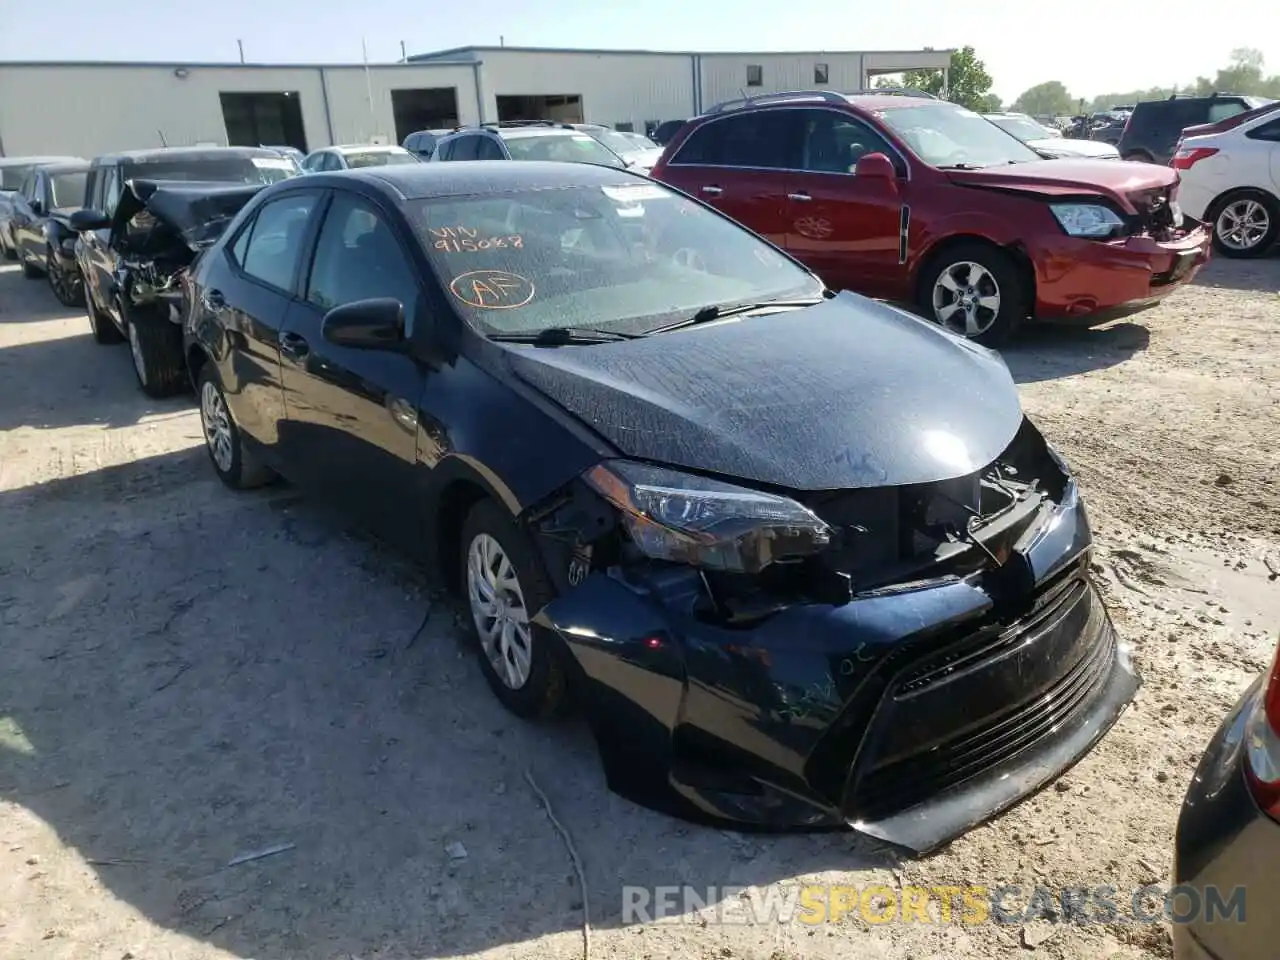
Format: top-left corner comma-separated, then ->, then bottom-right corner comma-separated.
906,207 -> 1029,281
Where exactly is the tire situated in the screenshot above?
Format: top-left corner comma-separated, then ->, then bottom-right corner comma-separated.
1123,150 -> 1154,163
196,363 -> 275,490
459,499 -> 570,720
84,282 -> 125,344
123,302 -> 186,398
917,241 -> 1027,347
20,253 -> 41,279
47,249 -> 85,308
1208,189 -> 1280,259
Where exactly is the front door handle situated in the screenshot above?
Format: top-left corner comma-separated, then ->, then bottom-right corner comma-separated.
700,185 -> 723,197
788,192 -> 813,202
202,288 -> 226,310
278,331 -> 309,359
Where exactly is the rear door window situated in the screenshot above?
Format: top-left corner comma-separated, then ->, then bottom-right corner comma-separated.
1249,116 -> 1280,142
671,111 -> 797,168
236,193 -> 318,293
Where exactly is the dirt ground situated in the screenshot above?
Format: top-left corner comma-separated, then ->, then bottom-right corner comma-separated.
1,252 -> 1278,960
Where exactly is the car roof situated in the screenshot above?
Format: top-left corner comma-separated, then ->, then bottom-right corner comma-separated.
38,162 -> 91,175
0,155 -> 83,167
333,144 -> 409,154
96,146 -> 283,163
306,160 -> 649,201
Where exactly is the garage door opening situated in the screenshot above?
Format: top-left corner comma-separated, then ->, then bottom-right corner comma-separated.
220,92 -> 307,152
391,88 -> 460,143
496,94 -> 584,123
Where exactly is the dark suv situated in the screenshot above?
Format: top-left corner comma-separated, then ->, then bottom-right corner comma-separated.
431,121 -> 626,168
651,90 -> 1211,345
1117,93 -> 1273,164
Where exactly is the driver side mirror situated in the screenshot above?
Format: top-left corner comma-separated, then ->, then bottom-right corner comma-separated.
321,298 -> 406,351
69,208 -> 110,232
853,152 -> 898,187
29,199 -> 44,216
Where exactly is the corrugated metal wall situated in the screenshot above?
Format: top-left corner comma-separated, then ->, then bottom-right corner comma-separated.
697,53 -> 867,110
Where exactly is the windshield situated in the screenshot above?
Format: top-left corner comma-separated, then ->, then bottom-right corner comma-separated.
879,104 -> 1042,168
50,172 -> 88,209
345,150 -> 419,168
988,116 -> 1051,142
503,134 -> 626,168
122,156 -> 296,185
411,181 -> 821,337
0,164 -> 35,190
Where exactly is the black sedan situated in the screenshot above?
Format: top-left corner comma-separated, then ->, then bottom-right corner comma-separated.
9,160 -> 90,306
182,161 -> 1139,853
1173,636 -> 1280,959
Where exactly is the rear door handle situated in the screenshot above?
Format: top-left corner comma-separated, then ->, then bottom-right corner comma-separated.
788,192 -> 812,202
278,331 -> 309,359
700,185 -> 723,197
202,288 -> 226,310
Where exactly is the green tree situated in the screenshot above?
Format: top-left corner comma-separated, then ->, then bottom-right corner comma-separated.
1086,48 -> 1278,111
892,46 -> 995,111
1011,81 -> 1075,118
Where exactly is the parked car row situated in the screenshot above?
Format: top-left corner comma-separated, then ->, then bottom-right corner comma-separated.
0,92 -> 1274,960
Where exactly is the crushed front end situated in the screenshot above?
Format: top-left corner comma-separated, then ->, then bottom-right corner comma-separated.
528,418 -> 1139,854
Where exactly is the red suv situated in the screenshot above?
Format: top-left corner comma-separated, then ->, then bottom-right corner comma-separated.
650,90 -> 1211,344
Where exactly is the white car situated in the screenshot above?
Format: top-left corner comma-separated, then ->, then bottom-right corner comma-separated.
1172,102 -> 1280,257
300,144 -> 421,173
985,112 -> 1121,160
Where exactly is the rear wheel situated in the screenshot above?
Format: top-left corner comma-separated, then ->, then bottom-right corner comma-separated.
1209,189 -> 1280,258
918,241 -> 1027,346
124,303 -> 186,398
460,499 -> 570,720
19,252 -> 41,279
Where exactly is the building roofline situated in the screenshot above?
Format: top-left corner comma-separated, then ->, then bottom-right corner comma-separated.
409,44 -> 954,61
0,59 -> 478,70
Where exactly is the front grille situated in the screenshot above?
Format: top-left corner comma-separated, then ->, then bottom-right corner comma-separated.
843,573 -> 1112,819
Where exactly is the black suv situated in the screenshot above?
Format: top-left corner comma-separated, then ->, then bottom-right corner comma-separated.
431,121 -> 626,167
1118,93 -> 1272,163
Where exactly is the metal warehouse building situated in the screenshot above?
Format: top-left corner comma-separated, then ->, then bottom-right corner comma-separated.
0,45 -> 951,158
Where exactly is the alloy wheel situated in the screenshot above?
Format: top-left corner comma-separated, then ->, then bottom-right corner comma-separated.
47,254 -> 78,306
200,380 -> 234,473
932,261 -> 1002,338
1216,199 -> 1271,252
466,533 -> 533,690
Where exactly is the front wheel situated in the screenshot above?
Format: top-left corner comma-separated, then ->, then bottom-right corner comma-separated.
124,303 -> 186,398
460,499 -> 570,720
84,282 -> 124,344
19,252 -> 41,279
918,242 -> 1027,346
197,364 -> 276,490
47,250 -> 85,307
1209,190 -> 1280,259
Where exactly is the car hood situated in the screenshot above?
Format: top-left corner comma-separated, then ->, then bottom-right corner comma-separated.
946,157 -> 1175,211
502,293 -> 1024,491
111,178 -> 266,250
1027,137 -> 1120,159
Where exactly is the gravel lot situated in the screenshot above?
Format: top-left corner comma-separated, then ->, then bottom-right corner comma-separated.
1,254 -> 1278,960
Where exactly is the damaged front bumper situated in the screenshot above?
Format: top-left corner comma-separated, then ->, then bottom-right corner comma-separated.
532,471 -> 1139,855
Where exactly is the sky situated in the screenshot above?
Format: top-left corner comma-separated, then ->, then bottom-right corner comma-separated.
13,0 -> 1280,103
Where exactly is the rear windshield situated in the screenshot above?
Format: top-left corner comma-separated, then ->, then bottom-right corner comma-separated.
411,180 -> 819,336
0,165 -> 35,190
502,134 -> 626,168
878,104 -> 1042,168
50,172 -> 88,209
122,156 -> 296,185
345,150 -> 420,168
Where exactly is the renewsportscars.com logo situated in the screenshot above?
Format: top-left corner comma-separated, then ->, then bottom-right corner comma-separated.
621,884 -> 1247,926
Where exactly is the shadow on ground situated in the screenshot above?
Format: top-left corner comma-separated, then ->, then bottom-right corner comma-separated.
0,449 -> 894,960
1001,321 -> 1151,384
0,262 -> 80,324
1190,248 -> 1280,293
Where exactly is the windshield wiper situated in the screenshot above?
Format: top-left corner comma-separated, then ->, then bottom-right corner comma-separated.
487,326 -> 640,346
647,296 -> 829,335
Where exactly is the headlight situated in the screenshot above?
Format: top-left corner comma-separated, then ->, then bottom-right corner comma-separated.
584,460 -> 831,574
1050,203 -> 1126,238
